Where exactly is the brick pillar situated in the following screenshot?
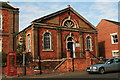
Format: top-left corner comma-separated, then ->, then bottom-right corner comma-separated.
79,32 -> 84,57
57,29 -> 62,59
95,33 -> 99,57
32,26 -> 38,59
86,50 -> 90,58
13,10 -> 19,51
67,49 -> 71,58
85,50 -> 92,66
9,12 -> 14,51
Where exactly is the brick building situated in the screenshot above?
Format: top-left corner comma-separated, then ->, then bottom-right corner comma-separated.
17,5 -> 98,71
1,2 -> 99,74
97,19 -> 120,58
0,2 -> 19,53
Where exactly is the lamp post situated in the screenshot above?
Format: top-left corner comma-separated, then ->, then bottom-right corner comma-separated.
22,51 -> 26,76
38,56 -> 41,74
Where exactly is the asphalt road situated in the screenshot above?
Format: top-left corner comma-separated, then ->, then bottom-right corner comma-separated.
2,71 -> 120,80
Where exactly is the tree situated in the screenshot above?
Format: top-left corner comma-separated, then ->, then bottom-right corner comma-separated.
1,52 -> 7,67
16,32 -> 33,66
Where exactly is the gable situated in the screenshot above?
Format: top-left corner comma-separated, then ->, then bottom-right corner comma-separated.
32,6 -> 97,31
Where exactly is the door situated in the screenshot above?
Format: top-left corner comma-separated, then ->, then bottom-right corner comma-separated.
68,42 -> 74,58
105,59 -> 117,71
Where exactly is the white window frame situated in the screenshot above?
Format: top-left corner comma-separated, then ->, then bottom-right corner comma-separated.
112,50 -> 119,58
110,33 -> 118,44
19,37 -> 23,45
0,14 -> 2,30
86,36 -> 93,51
43,32 -> 52,51
27,34 -> 31,52
0,38 -> 2,52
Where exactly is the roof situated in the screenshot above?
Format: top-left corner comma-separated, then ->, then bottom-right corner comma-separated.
104,19 -> 120,26
32,5 -> 97,31
0,2 -> 19,10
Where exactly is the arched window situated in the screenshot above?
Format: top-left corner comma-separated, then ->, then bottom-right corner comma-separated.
86,36 -> 92,51
19,37 -> 23,45
63,20 -> 74,28
0,14 -> 2,29
44,32 -> 51,50
27,34 -> 31,52
0,38 -> 2,52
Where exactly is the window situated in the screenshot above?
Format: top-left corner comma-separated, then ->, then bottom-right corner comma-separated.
43,32 -> 51,50
0,14 -> 2,29
63,20 -> 74,28
112,50 -> 119,58
19,37 -> 23,45
86,36 -> 92,51
110,33 -> 118,44
0,38 -> 2,52
115,58 -> 120,63
27,34 -> 31,52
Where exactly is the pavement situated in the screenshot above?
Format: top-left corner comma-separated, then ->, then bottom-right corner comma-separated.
2,71 -> 83,78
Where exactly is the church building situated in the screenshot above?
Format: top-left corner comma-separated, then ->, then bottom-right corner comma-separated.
17,5 -> 98,61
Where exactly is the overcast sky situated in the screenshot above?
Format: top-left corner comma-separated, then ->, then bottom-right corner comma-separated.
0,0 -> 119,31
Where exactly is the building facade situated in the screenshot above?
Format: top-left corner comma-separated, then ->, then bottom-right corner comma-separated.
0,2 -> 19,53
97,19 -> 120,58
17,5 -> 98,61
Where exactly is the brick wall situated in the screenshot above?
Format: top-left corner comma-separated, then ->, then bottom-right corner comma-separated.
97,19 -> 119,58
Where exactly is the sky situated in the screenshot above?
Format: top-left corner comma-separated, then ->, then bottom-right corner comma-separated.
0,0 -> 119,31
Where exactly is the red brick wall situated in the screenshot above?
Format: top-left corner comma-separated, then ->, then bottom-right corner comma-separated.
2,36 -> 9,53
1,10 -> 11,33
42,11 -> 94,30
39,28 -> 58,59
97,19 -> 119,58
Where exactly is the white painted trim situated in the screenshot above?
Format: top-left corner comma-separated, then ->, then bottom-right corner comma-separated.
112,50 -> 119,58
0,14 -> 3,30
110,33 -> 118,44
26,33 -> 31,52
86,35 -> 93,51
61,16 -> 78,28
0,38 -> 2,52
43,31 -> 52,51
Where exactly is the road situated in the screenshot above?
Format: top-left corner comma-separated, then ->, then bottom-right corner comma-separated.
2,71 -> 120,80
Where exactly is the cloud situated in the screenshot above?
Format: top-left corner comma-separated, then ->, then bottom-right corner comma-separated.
81,2 -> 118,26
12,2 -> 66,31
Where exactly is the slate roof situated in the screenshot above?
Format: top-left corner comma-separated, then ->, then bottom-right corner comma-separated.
0,2 -> 19,10
104,19 -> 120,26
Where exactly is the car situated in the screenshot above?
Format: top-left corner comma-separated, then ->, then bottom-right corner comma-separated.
86,58 -> 120,74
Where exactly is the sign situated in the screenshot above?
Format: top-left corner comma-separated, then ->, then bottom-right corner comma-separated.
22,51 -> 26,54
76,43 -> 80,47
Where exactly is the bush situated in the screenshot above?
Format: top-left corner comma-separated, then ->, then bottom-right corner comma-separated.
1,52 -> 7,67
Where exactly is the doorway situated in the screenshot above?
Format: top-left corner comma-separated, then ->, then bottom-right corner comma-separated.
68,42 -> 74,58
67,37 -> 75,58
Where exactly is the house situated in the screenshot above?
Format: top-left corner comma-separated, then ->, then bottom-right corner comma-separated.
17,5 -> 98,72
0,2 -> 19,53
97,19 -> 120,58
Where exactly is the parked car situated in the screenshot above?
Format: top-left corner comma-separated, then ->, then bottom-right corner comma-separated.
86,58 -> 120,74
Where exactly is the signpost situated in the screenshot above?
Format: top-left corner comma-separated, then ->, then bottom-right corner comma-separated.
22,51 -> 26,76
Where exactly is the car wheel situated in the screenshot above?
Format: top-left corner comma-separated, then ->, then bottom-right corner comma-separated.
99,68 -> 105,74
